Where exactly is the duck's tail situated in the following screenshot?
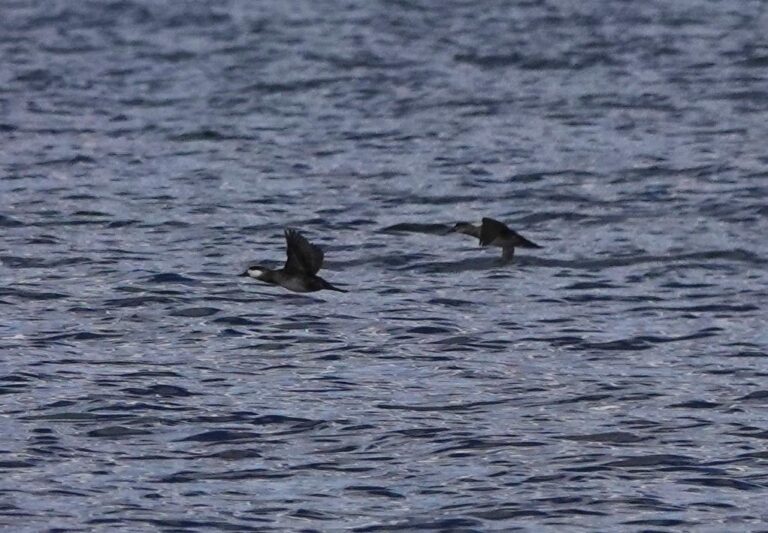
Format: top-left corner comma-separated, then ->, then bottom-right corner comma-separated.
322,279 -> 348,293
517,235 -> 542,248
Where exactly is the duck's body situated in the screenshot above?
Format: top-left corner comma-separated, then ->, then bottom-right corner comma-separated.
240,229 -> 347,293
449,217 -> 541,260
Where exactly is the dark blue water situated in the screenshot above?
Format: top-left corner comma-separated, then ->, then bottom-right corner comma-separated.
2,1 -> 767,530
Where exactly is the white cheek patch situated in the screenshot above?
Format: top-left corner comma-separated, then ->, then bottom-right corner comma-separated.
248,268 -> 266,278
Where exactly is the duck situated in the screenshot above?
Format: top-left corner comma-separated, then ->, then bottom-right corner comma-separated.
448,217 -> 541,261
240,228 -> 347,292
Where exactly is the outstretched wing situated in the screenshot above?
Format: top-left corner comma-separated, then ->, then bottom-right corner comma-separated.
479,217 -> 510,246
283,228 -> 324,275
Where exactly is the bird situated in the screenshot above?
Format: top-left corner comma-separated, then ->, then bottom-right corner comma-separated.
240,228 -> 347,292
448,217 -> 541,261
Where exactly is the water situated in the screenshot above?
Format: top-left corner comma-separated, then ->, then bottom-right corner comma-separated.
2,0 -> 767,530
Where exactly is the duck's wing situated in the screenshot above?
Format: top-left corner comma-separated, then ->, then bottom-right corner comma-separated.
284,228 -> 324,275
501,246 -> 515,261
479,217 -> 510,246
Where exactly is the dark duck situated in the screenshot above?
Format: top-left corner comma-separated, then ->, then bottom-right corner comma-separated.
241,228 -> 347,293
449,217 -> 542,261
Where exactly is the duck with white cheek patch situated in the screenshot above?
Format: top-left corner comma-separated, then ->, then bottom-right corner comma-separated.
448,217 -> 542,261
240,228 -> 347,293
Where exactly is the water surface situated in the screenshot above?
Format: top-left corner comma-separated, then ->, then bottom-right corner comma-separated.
1,0 -> 767,530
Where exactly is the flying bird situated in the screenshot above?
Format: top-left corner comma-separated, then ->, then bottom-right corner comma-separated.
240,229 -> 347,292
448,217 -> 541,261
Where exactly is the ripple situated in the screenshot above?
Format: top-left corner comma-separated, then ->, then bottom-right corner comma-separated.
169,307 -> 220,317
145,272 -> 199,284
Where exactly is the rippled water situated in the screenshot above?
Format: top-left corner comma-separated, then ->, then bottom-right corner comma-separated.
2,0 -> 768,530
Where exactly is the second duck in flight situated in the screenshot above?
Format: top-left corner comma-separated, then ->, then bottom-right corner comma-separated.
449,217 -> 542,261
240,228 -> 347,292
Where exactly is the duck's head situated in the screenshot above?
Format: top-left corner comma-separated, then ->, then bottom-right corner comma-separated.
447,222 -> 475,235
240,265 -> 270,280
